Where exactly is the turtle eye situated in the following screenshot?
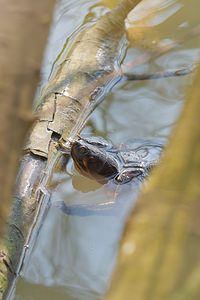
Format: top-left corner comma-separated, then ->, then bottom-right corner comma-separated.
79,146 -> 87,154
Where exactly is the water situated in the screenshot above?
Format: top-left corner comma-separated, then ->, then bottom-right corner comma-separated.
13,0 -> 200,299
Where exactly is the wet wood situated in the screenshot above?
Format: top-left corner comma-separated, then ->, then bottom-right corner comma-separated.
106,66 -> 200,300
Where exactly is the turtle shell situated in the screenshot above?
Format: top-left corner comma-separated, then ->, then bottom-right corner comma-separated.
118,139 -> 164,167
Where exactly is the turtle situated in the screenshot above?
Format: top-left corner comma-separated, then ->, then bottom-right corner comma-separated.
70,136 -> 164,185
54,136 -> 164,216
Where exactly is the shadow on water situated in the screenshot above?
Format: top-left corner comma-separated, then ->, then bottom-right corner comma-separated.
14,0 -> 200,299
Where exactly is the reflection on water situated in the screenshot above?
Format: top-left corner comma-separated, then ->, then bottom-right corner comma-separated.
16,140 -> 162,300
14,0 -> 200,299
15,172 -> 139,300
19,208 -> 122,300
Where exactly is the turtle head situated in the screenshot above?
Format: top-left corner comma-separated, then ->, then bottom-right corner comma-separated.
71,138 -> 119,183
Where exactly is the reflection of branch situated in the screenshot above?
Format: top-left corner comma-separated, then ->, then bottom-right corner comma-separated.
124,66 -> 193,81
121,24 -> 200,74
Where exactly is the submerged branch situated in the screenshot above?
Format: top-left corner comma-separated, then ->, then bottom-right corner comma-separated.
124,66 -> 193,81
